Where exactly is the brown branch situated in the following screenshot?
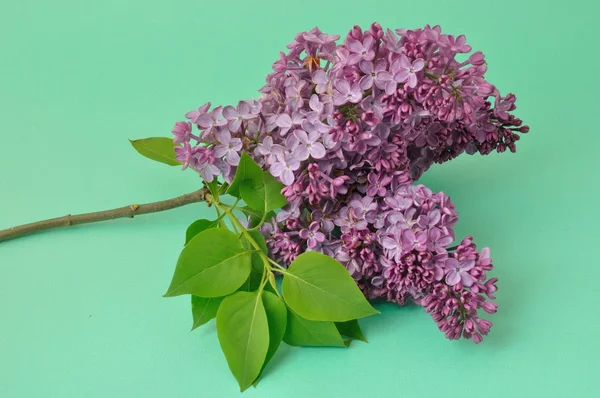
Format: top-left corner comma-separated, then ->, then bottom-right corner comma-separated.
0,188 -> 208,243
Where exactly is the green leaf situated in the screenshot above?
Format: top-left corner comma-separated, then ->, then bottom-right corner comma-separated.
335,320 -> 368,343
185,219 -> 218,245
164,228 -> 251,298
227,152 -> 264,197
246,230 -> 268,253
191,295 -> 223,330
216,291 -> 269,392
254,291 -> 287,383
129,137 -> 180,166
240,263 -> 263,292
239,206 -> 275,229
282,308 -> 346,347
240,230 -> 268,292
268,272 -> 278,294
282,251 -> 379,322
262,172 -> 287,211
240,172 -> 286,215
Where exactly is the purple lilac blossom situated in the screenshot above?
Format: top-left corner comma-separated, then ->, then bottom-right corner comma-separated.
170,23 -> 528,343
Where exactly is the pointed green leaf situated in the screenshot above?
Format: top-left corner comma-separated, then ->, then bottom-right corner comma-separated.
240,180 -> 266,214
129,137 -> 180,166
240,172 -> 286,216
185,219 -> 218,245
191,295 -> 224,330
268,272 -> 278,294
335,319 -> 368,343
282,251 -> 379,322
227,151 -> 264,197
262,172 -> 287,211
216,291 -> 269,392
282,309 -> 345,347
255,291 -> 287,382
246,230 -> 268,253
164,228 -> 251,298
239,262 -> 263,292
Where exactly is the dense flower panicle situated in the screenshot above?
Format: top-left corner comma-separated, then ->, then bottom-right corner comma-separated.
171,23 -> 524,342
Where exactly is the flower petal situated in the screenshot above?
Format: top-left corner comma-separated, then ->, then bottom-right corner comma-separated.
446,270 -> 461,286
460,272 -> 474,287
294,145 -> 309,161
222,105 -> 237,120
412,59 -> 425,71
394,69 -> 410,83
445,258 -> 459,270
309,142 -> 326,159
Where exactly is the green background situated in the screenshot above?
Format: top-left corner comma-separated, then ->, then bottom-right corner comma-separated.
1,0 -> 598,396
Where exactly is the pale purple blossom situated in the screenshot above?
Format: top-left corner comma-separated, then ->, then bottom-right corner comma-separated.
392,54 -> 425,88
285,80 -> 307,110
333,80 -> 362,105
184,102 -> 211,123
257,135 -> 285,159
347,36 -> 376,64
366,172 -> 392,197
442,34 -> 472,53
174,142 -> 196,170
293,130 -> 326,160
213,129 -> 243,166
445,258 -> 475,286
269,152 -> 300,185
359,60 -> 388,91
196,161 -> 221,183
275,111 -> 305,136
312,70 -> 330,94
172,121 -> 193,144
222,100 -> 256,132
401,229 -> 428,252
299,221 -> 326,249
195,106 -> 228,135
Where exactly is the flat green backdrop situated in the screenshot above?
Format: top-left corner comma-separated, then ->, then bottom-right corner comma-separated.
1,1 -> 598,397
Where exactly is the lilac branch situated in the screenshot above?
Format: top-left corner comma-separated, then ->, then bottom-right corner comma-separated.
0,188 -> 208,243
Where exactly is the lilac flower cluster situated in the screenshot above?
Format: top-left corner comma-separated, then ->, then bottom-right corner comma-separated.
172,23 -> 528,342
261,184 -> 498,343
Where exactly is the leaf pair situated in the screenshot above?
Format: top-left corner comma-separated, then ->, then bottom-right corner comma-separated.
278,251 -> 377,348
216,290 -> 286,391
157,147 -> 380,392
